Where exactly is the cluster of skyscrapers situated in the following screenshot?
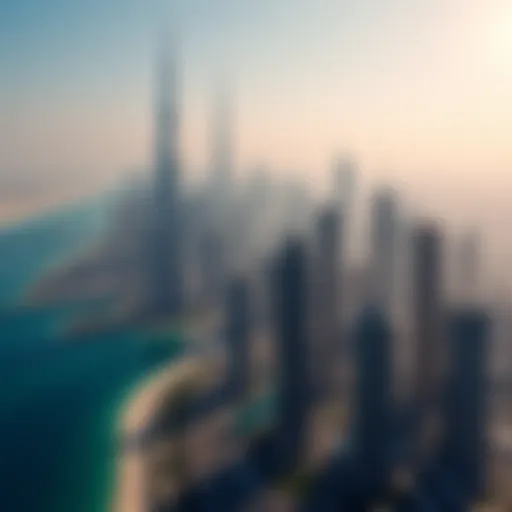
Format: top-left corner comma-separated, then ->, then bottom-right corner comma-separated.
143,44 -> 492,512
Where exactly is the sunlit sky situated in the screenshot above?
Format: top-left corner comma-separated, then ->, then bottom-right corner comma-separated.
2,0 -> 512,279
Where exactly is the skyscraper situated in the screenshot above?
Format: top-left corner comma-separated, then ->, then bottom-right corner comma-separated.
333,154 -> 357,261
211,85 -> 233,201
444,309 -> 489,502
281,178 -> 312,236
245,166 -> 272,260
411,223 -> 444,410
274,237 -> 311,473
205,86 -> 234,296
354,306 -> 391,496
199,228 -> 225,308
148,40 -> 184,317
313,206 -> 342,394
455,230 -> 481,305
370,186 -> 399,320
225,277 -> 251,400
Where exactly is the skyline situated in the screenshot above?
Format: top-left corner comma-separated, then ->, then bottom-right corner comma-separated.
1,4 -> 512,508
2,0 -> 512,280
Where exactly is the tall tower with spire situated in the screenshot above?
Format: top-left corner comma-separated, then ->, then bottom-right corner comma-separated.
147,37 -> 184,317
200,85 -> 234,303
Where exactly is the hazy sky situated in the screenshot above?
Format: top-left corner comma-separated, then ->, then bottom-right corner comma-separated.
2,0 -> 512,273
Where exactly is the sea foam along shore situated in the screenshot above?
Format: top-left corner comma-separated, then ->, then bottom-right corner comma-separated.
111,358 -> 204,512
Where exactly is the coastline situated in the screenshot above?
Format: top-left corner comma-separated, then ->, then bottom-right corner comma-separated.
111,357 -> 204,512
0,194 -> 185,512
112,362 -> 178,512
21,197 -> 114,308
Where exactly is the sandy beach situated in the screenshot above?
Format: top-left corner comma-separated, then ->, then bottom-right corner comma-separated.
112,358 -> 204,512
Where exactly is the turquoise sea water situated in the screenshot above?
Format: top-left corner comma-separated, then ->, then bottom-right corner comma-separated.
0,198 -> 181,512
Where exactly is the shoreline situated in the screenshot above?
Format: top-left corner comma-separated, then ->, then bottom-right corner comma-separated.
22,198 -> 114,308
111,357 -> 204,512
112,362 -> 178,512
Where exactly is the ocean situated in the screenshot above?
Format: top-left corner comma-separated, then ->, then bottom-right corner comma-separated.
0,197 -> 181,512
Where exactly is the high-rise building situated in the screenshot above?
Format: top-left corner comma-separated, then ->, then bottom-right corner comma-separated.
313,206 -> 342,394
199,228 -> 226,308
411,223 -> 444,409
273,237 -> 311,473
206,86 -> 234,292
211,86 -> 233,202
225,277 -> 251,400
245,166 -> 272,260
455,230 -> 481,305
354,306 -> 391,496
370,187 -> 399,320
148,40 -> 184,317
444,309 -> 489,502
333,155 -> 357,261
281,178 -> 312,235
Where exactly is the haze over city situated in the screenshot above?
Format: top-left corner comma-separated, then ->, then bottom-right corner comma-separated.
3,1 -> 512,511
3,0 -> 512,270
